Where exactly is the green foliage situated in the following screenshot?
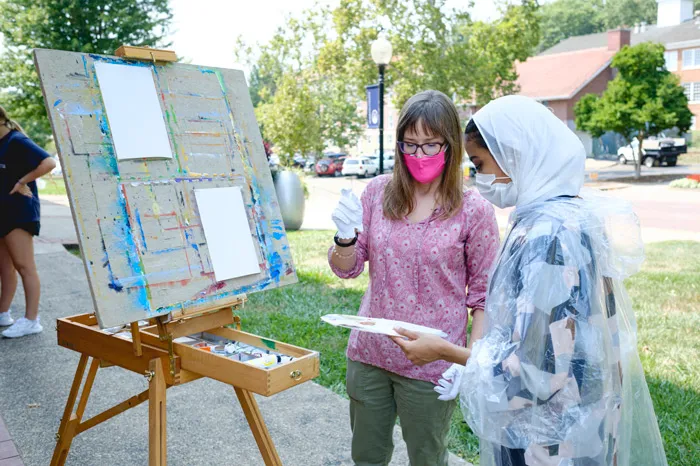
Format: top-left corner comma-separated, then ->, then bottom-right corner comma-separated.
239,0 -> 541,157
0,0 -> 173,148
603,0 -> 658,29
466,1 -> 541,103
316,0 -> 540,108
538,0 -> 664,52
256,73 -> 323,167
538,0 -> 605,52
237,6 -> 365,157
575,42 -> 693,176
670,178 -> 700,189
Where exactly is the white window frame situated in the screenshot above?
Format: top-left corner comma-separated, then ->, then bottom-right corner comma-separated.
683,83 -> 692,101
665,51 -> 678,71
682,82 -> 700,103
682,48 -> 700,69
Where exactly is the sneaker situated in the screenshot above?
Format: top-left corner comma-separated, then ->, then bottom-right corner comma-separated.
1,317 -> 43,338
0,311 -> 14,326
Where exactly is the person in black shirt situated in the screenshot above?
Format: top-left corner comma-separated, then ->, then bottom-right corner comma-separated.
0,106 -> 56,338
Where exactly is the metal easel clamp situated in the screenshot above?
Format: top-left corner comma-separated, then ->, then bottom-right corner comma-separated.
155,314 -> 177,377
231,296 -> 246,330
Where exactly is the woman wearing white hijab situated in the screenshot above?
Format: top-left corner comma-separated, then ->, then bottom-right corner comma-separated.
393,95 -> 668,465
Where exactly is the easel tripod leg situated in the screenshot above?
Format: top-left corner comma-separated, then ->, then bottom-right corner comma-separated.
234,387 -> 283,466
51,355 -> 99,466
149,358 -> 167,466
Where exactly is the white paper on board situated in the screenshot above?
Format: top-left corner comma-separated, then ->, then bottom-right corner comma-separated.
194,187 -> 261,282
94,62 -> 173,160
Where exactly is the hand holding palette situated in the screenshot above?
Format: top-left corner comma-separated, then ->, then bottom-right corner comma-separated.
321,314 -> 448,338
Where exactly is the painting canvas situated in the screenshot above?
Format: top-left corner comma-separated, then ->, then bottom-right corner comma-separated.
34,49 -> 296,328
93,62 -> 173,160
194,186 -> 261,281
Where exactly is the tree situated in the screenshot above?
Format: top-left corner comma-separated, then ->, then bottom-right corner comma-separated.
0,0 -> 172,147
466,0 -> 541,103
239,0 -> 541,157
575,42 -> 692,178
603,0 -> 657,29
537,0 -> 605,52
537,0 -> 660,52
317,0 -> 540,108
256,73 -> 323,167
236,7 -> 365,155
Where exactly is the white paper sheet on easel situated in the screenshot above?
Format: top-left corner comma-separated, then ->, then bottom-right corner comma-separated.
94,62 -> 173,160
195,187 -> 261,282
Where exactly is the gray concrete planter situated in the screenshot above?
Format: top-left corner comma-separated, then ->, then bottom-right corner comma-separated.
273,170 -> 305,230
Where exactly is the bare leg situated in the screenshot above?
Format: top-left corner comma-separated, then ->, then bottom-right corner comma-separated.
0,238 -> 18,315
4,229 -> 40,320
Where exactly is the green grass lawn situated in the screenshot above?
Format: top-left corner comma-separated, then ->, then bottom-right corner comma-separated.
38,176 -> 67,196
236,232 -> 699,465
682,151 -> 700,165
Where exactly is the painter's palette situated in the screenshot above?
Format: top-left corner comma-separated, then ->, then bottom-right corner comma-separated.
321,314 -> 448,338
34,49 -> 296,328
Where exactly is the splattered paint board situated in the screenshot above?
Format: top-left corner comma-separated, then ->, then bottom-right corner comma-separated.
33,49 -> 296,329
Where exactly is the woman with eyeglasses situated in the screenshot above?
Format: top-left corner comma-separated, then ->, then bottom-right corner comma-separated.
328,90 -> 500,465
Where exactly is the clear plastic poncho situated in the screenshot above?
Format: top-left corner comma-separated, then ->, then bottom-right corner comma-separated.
461,96 -> 668,466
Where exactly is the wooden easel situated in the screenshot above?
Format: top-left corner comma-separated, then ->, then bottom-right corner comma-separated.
48,46 -> 319,466
51,300 -> 318,466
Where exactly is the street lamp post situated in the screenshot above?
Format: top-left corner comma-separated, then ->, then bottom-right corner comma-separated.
371,36 -> 392,174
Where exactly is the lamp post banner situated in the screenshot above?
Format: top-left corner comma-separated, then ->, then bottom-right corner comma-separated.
366,84 -> 379,129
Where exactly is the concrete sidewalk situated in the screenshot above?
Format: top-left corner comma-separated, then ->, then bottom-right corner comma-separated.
0,249 -> 469,465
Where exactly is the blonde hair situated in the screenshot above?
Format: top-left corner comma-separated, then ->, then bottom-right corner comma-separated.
383,90 -> 464,220
0,106 -> 25,134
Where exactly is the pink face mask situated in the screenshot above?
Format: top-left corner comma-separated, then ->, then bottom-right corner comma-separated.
402,151 -> 446,184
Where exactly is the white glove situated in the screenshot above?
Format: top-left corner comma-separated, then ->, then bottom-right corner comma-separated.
434,363 -> 465,401
332,189 -> 363,240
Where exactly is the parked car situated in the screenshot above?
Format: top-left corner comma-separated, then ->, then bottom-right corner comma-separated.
367,151 -> 395,172
463,158 -> 476,178
342,157 -> 379,178
617,133 -> 687,167
268,154 -> 280,177
292,154 -> 307,169
315,154 -> 346,177
302,156 -> 316,172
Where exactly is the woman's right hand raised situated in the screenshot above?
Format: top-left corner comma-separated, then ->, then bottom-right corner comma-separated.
332,189 -> 363,240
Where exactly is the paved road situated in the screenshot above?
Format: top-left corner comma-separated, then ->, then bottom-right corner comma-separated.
38,164 -> 700,252
301,170 -> 700,244
584,159 -> 699,181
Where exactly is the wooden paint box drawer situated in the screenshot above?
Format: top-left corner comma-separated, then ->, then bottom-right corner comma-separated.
169,327 -> 319,397
57,313 -> 320,397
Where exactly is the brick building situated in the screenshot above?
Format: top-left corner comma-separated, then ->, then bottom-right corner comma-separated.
515,0 -> 700,154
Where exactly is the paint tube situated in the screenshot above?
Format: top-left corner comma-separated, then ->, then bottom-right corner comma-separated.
245,354 -> 278,369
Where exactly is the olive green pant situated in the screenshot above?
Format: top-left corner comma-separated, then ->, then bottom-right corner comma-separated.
346,359 -> 457,466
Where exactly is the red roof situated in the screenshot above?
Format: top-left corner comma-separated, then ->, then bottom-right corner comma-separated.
515,47 -> 615,100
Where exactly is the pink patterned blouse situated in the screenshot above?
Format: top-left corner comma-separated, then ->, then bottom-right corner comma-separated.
329,175 -> 500,384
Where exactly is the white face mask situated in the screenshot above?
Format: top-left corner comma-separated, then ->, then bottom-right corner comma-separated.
475,173 -> 518,208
